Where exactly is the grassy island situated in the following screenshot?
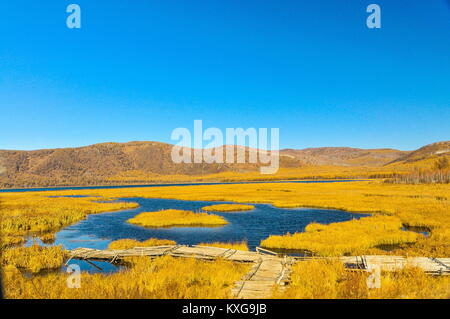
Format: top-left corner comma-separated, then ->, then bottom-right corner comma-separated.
201,204 -> 255,212
127,209 -> 228,228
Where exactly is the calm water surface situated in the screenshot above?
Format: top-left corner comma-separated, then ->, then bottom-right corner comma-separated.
37,197 -> 366,273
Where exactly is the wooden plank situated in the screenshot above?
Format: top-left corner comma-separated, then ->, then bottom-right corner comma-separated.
67,246 -> 449,300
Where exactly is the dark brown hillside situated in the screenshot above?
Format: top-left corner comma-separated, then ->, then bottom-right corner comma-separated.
1,141 -> 447,188
0,142 -> 302,188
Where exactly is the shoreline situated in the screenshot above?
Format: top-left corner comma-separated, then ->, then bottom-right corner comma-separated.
0,179 -> 366,193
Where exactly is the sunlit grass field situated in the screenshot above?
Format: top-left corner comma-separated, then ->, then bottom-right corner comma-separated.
1,244 -> 66,274
261,215 -> 420,256
108,238 -> 177,250
106,166 -> 411,183
33,180 -> 449,257
0,193 -> 138,248
273,259 -> 450,299
127,209 -> 228,228
1,180 -> 449,299
2,254 -> 250,299
197,241 -> 249,251
2,241 -> 447,299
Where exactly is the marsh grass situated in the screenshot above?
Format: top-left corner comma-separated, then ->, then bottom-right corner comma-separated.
0,236 -> 26,249
2,180 -> 449,270
2,255 -> 250,299
261,216 -> 420,256
1,244 -> 66,274
201,204 -> 255,212
274,259 -> 450,299
50,180 -> 449,257
107,166 -> 411,184
39,233 -> 56,244
108,238 -> 176,250
197,241 -> 249,251
127,209 -> 228,228
2,179 -> 449,299
3,181 -> 448,256
365,235 -> 450,257
0,193 -> 138,247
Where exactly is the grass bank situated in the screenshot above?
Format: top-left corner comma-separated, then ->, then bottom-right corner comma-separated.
37,180 -> 449,256
0,193 -> 138,248
2,254 -> 250,299
127,209 -> 228,228
201,204 -> 255,212
108,238 -> 177,250
273,259 -> 450,299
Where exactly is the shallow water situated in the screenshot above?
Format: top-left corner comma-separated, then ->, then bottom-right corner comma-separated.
38,197 -> 366,273
402,225 -> 431,237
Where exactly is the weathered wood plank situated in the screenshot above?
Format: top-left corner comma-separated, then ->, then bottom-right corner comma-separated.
67,246 -> 449,299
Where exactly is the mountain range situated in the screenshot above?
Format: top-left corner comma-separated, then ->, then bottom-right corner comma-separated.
0,141 -> 448,188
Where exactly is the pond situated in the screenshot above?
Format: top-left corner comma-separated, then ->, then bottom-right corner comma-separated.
36,197 -> 366,273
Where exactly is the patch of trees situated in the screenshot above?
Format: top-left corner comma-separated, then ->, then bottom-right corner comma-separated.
387,157 -> 450,184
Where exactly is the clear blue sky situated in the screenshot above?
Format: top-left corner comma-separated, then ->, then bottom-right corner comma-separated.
1,0 -> 449,151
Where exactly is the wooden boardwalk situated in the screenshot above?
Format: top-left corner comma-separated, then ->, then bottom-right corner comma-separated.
296,255 -> 450,275
231,255 -> 293,298
67,245 -> 294,299
67,245 -> 266,263
67,246 -> 450,299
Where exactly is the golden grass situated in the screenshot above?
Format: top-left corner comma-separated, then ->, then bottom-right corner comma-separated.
1,244 -> 66,274
39,233 -> 56,244
273,259 -> 450,299
0,236 -> 26,249
363,233 -> 450,257
2,180 -> 449,257
272,259 -> 347,298
38,180 -> 449,256
107,166 -> 410,184
108,238 -> 176,250
197,241 -> 249,251
2,177 -> 449,299
41,180 -> 449,229
369,267 -> 450,299
0,192 -> 138,247
127,209 -> 228,228
261,216 -> 420,256
2,255 -> 250,299
201,204 -> 254,212
105,155 -> 449,185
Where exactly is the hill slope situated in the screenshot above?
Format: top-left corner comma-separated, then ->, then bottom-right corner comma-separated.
0,141 -> 448,188
281,147 -> 408,167
0,142 -> 301,188
388,141 -> 450,164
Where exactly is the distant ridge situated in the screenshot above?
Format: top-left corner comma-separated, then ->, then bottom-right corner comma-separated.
387,141 -> 450,164
280,147 -> 409,167
0,141 -> 448,188
0,141 -> 301,188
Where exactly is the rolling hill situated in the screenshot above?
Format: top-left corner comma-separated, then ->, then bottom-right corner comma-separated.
0,142 -> 301,188
387,141 -> 450,164
0,141 -> 448,188
281,147 -> 409,167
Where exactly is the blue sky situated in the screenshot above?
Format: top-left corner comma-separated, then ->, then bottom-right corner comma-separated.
1,0 -> 449,151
